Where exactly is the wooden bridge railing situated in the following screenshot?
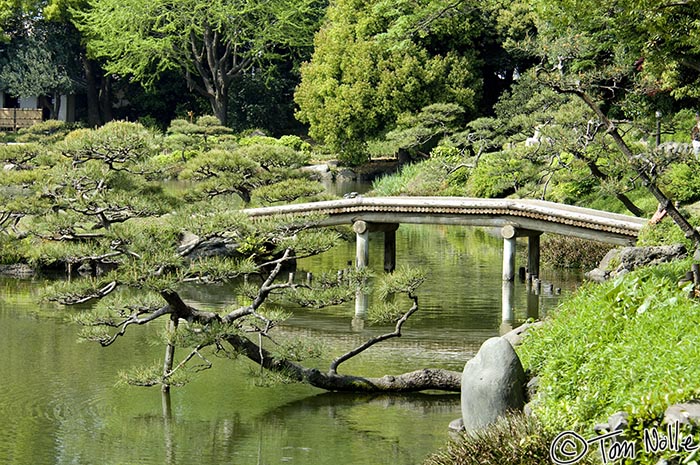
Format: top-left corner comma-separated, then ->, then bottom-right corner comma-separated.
0,108 -> 42,131
245,196 -> 648,281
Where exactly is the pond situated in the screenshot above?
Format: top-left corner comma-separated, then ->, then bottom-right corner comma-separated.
0,223 -> 581,465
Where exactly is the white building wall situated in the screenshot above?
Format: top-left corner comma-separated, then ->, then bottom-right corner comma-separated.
59,95 -> 78,122
18,96 -> 38,108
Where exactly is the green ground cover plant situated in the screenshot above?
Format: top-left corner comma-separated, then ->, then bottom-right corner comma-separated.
517,259 -> 700,458
423,414 -> 592,465
540,235 -> 613,270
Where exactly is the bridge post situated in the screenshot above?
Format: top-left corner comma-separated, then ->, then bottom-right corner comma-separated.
528,233 -> 541,278
501,225 -> 517,281
355,288 -> 369,318
383,225 -> 399,272
353,220 -> 369,269
501,281 -> 515,326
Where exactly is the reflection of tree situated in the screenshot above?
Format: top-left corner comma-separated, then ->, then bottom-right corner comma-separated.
264,391 -> 460,418
254,392 -> 460,464
162,392 -> 174,465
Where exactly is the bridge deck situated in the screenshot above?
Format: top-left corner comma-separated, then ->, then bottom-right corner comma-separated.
244,196 -> 647,245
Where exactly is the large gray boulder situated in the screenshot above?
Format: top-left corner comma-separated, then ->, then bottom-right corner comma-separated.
461,337 -> 526,431
586,244 -> 687,282
664,400 -> 700,426
502,321 -> 543,347
178,234 -> 242,261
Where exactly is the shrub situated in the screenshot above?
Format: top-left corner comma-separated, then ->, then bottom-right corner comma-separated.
237,143 -> 310,169
547,159 -> 597,205
239,134 -> 312,155
541,235 -> 613,269
336,139 -> 370,166
518,259 -> 700,435
423,414 -> 589,465
0,235 -> 31,264
137,115 -> 162,131
279,135 -> 312,154
370,158 -> 457,196
16,119 -> 77,143
167,118 -> 202,135
166,116 -> 233,150
0,142 -> 54,166
430,145 -> 461,161
195,115 -> 223,128
465,151 -> 524,198
58,121 -> 163,164
637,211 -> 700,248
661,161 -> 700,204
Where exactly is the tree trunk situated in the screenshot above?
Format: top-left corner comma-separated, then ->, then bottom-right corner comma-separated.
211,87 -> 228,126
82,57 -> 113,126
99,74 -> 113,123
224,333 -> 462,393
52,92 -> 61,121
185,23 -> 240,126
83,57 -> 102,127
572,89 -> 700,249
582,157 -> 644,217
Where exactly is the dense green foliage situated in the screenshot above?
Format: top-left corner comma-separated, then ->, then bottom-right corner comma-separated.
518,260 -> 700,457
539,235 -> 612,270
1,122 -> 460,398
4,0 -> 700,461
3,0 -> 700,182
637,213 -> 700,249
76,0 -> 324,125
0,21 -> 82,119
424,414 -> 584,465
295,0 -> 486,164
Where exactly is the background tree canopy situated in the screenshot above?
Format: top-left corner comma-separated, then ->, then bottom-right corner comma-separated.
76,0 -> 325,126
0,20 -> 83,118
294,0 -> 490,164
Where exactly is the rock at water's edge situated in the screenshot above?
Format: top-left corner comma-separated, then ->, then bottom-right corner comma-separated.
461,337 -> 526,431
586,244 -> 687,282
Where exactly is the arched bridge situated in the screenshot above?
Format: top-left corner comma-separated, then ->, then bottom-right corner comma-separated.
244,196 -> 647,281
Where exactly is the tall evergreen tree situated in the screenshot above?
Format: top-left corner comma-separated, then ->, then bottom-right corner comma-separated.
76,0 -> 325,126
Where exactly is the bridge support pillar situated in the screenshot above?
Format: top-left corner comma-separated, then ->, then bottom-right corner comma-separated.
502,225 -> 543,281
527,233 -> 541,279
502,234 -> 517,281
501,281 -> 515,326
502,225 -> 542,281
383,226 -> 398,272
353,221 -> 399,271
354,221 -> 369,269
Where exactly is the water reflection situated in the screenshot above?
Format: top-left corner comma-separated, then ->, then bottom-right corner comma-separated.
501,281 -> 516,332
0,222 -> 582,465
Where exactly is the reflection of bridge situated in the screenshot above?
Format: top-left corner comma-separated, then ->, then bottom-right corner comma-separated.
245,196 -> 647,282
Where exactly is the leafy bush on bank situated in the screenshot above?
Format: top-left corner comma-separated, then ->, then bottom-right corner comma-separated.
637,213 -> 700,249
424,413 -> 596,465
541,235 -> 613,269
518,259 -> 700,436
661,161 -> 700,204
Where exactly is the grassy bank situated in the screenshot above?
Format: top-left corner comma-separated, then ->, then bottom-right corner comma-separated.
427,257 -> 700,464
518,259 -> 700,432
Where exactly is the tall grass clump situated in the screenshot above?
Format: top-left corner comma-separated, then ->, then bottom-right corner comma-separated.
424,414 -> 595,465
518,258 -> 700,434
541,235 -> 613,269
637,214 -> 700,249
371,158 -> 466,196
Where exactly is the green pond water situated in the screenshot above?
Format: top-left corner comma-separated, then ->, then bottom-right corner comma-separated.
0,224 -> 581,465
